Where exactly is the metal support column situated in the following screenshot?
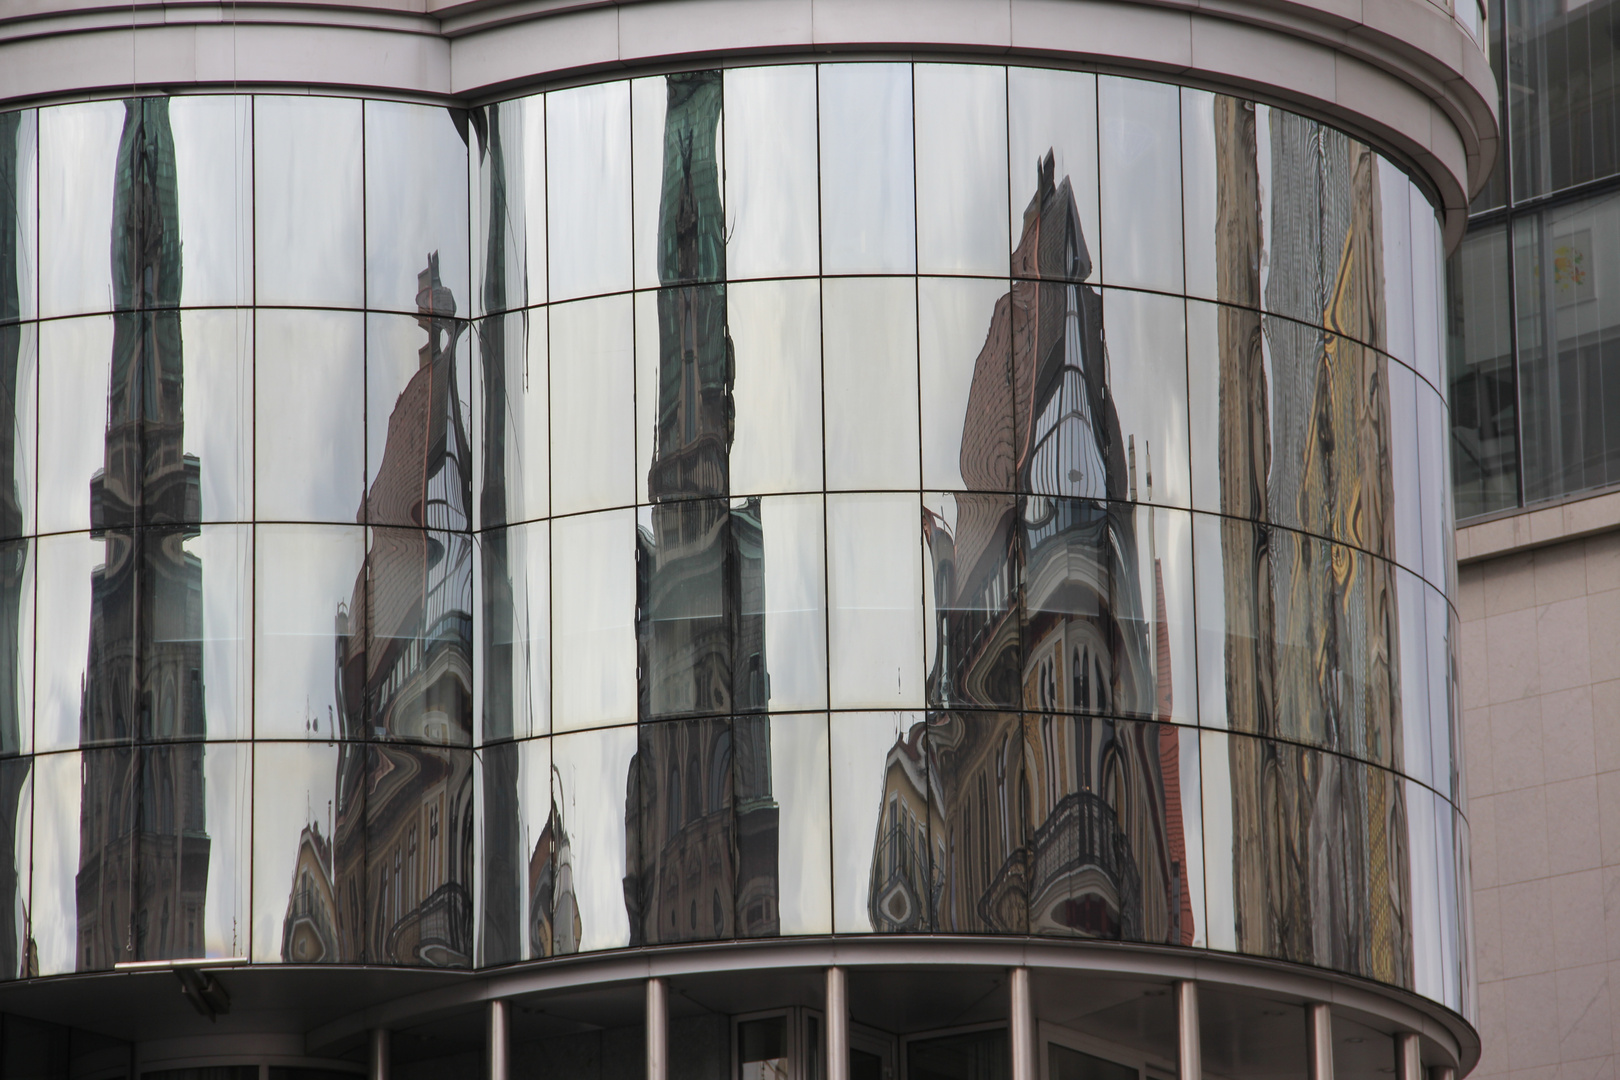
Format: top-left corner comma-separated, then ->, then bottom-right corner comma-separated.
827,966 -> 849,1080
1431,1067 -> 1457,1080
1176,982 -> 1201,1080
1307,1004 -> 1334,1080
647,976 -> 668,1080
1396,1033 -> 1422,1080
489,999 -> 510,1080
369,1028 -> 390,1080
1010,967 -> 1036,1080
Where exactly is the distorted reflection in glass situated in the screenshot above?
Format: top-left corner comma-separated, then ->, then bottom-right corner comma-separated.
636,286 -> 729,507
365,743 -> 475,967
37,314 -> 113,535
1098,78 -> 1183,294
729,279 -> 823,496
551,510 -> 636,732
1396,568 -> 1434,792
475,735 -> 551,963
1178,89 -> 1218,302
142,525 -> 251,741
1405,777 -> 1441,1004
724,65 -> 819,280
1216,731 -> 1413,986
254,96 -> 364,309
365,310 -> 472,530
472,95 -> 544,317
919,277 -> 1014,492
914,64 -> 1009,276
36,532 -> 129,752
365,102 -> 470,316
169,310 -> 252,525
0,540 -> 30,758
551,294 -> 634,516
755,494 -> 828,712
76,744 -> 139,970
1197,729 -> 1237,951
478,522 -> 549,743
1183,301 -> 1222,516
822,277 -> 920,491
252,740 -> 365,963
1378,159 -> 1416,367
1386,360 -> 1424,579
0,756 -> 27,978
768,712 -> 831,935
0,322 -> 35,541
1416,384 -> 1450,591
1445,804 -> 1471,1017
253,524 -> 366,740
169,96 -> 253,309
0,109 -> 37,324
135,741 -> 249,960
625,717 -> 739,944
827,493 -> 925,709
1410,196 -> 1444,393
31,750 -> 82,975
475,309 -> 547,530
367,528 -> 474,746
1008,68 -> 1100,285
924,492 -> 1020,711
638,499 -> 736,722
1425,586 -> 1460,804
819,64 -> 916,275
830,711 -> 928,933
547,82 -> 632,302
550,725 -> 637,952
633,72 -> 725,290
255,309 -> 364,523
1095,289 -> 1189,508
39,100 -> 122,318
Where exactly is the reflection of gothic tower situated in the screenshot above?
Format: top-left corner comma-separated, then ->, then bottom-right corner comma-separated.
0,112 -> 31,978
77,98 -> 211,970
627,71 -> 779,944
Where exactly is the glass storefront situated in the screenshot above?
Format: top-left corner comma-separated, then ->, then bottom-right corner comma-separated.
0,64 -> 1464,1022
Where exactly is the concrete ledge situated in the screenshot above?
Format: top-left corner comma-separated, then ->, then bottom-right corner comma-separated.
1457,487 -> 1620,564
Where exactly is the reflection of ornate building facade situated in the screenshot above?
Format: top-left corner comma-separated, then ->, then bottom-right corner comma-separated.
77,97 -> 211,971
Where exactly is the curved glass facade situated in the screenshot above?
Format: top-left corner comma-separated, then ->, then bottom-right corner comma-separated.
0,64 -> 1466,1018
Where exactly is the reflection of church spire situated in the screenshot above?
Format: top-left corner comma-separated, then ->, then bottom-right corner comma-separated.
78,97 -> 210,970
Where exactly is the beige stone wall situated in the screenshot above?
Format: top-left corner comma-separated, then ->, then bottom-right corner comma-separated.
1459,528 -> 1620,1079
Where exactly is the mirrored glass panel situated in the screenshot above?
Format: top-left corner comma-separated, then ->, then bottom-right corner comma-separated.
366,102 -> 470,316
1092,289 -> 1189,508
1410,194 -> 1444,393
637,499 -> 736,722
0,756 -> 28,979
633,72 -> 724,290
254,524 -> 367,741
924,492 -> 1020,711
547,83 -> 632,302
914,64 -> 1008,277
367,527 -> 474,746
255,309 -> 364,523
1098,78 -> 1183,294
549,724 -> 638,953
919,277 -> 1014,492
0,540 -> 31,758
1008,68 -> 1099,285
1405,777 -> 1442,1004
635,285 -> 729,506
625,716 -> 735,944
1378,158 -> 1416,367
551,509 -> 636,732
32,750 -> 86,975
827,493 -> 925,709
728,279 -> 822,497
474,308 -> 547,529
144,525 -> 252,742
136,740 -> 250,961
766,712 -> 831,936
254,96 -> 364,309
365,312 -> 472,531
756,494 -> 828,713
0,322 -> 35,541
478,522 -> 549,743
1183,299 -> 1221,516
365,742 -> 475,966
472,96 -> 543,317
822,277 -> 919,491
1179,89 -> 1218,304
819,65 -> 915,275
1416,383 -> 1449,591
474,735 -> 550,963
252,739 -> 367,963
1387,360 -> 1424,580
170,310 -> 252,526
1395,568 -> 1434,793
169,96 -> 253,309
0,109 -> 36,325
37,531 -> 134,752
724,66 -> 819,280
830,711 -> 928,933
38,314 -> 113,536
39,100 -> 122,319
550,294 -> 634,516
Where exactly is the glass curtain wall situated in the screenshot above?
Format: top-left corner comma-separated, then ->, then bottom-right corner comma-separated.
0,66 -> 1467,1022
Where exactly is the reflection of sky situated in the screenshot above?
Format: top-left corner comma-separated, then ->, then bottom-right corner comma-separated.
31,751 -> 79,975
630,76 -> 668,291
251,743 -> 339,962
181,310 -> 253,524
918,277 -> 1006,492
255,310 -> 363,523
1009,67 -> 1100,280
7,113 -> 38,319
169,96 -> 252,309
1198,730 -> 1237,952
915,63 -> 1008,276
759,495 -> 826,712
830,711 -> 913,933
724,66 -> 819,281
1099,77 -> 1183,294
1406,778 -> 1442,1002
190,527 -> 251,740
34,534 -> 100,752
203,743 -> 251,957
828,494 -> 924,709
818,65 -> 915,276
728,280 -> 823,496
37,315 -> 111,535
255,96 -> 363,309
547,83 -> 632,302
551,295 -> 634,516
39,100 -> 121,317
1130,504 -> 1197,725
551,726 -> 635,952
551,510 -> 635,732
1103,289 -> 1190,507
365,101 -> 469,315
770,714 -> 831,935
254,525 -> 363,739
1176,729 -> 1206,948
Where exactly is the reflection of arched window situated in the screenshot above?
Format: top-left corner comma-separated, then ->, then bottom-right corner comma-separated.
686,749 -> 702,819
667,767 -> 683,840
710,729 -> 731,811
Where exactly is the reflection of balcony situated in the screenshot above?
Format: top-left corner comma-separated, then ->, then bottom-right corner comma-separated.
1027,790 -> 1141,940
383,882 -> 472,969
